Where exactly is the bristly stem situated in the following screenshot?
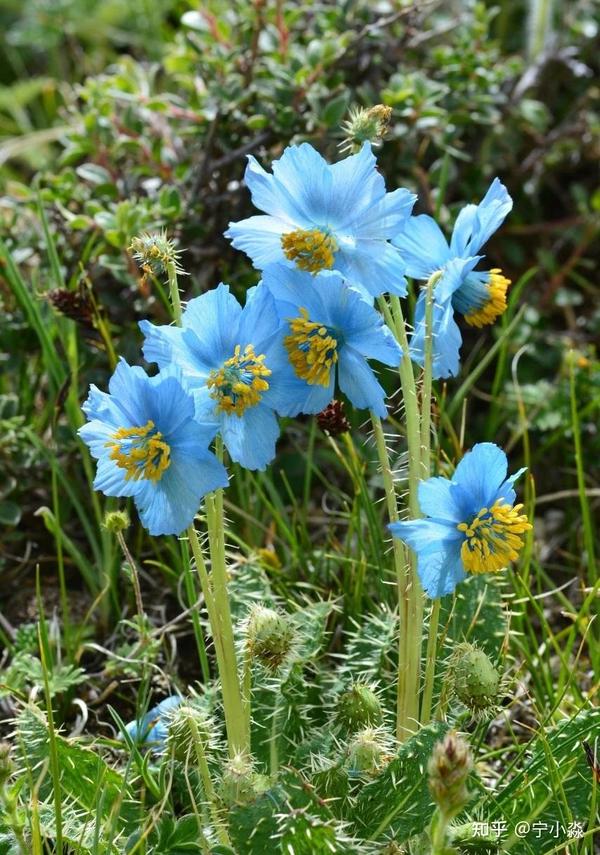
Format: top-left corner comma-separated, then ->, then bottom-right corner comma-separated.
379,294 -> 422,739
419,273 -> 440,723
168,259 -> 247,756
187,714 -> 231,846
167,260 -> 183,326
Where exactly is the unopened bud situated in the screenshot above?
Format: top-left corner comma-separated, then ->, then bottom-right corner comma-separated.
103,510 -> 130,534
130,230 -> 184,277
245,605 -> 295,671
428,731 -> 472,820
340,104 -> 393,154
449,643 -> 501,715
165,702 -> 214,762
346,727 -> 392,775
335,682 -> 383,733
219,753 -> 268,806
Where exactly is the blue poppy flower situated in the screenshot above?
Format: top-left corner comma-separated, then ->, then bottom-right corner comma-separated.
124,695 -> 181,748
140,283 -> 298,471
262,264 -> 402,418
389,443 -> 531,598
393,178 -> 513,378
225,142 -> 415,300
79,360 -> 227,536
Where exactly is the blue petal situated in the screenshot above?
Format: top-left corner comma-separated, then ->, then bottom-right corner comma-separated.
237,282 -> 283,350
125,695 -> 182,744
92,456 -> 138,499
243,155 -> 303,224
345,186 -> 416,240
389,518 -> 465,598
409,292 -> 462,380
492,466 -> 527,508
337,346 -> 388,418
416,542 -> 466,598
335,240 -> 408,298
263,264 -> 336,326
221,404 -> 279,471
270,143 -> 334,225
180,283 -> 241,362
450,178 -> 512,256
137,453 -> 228,536
451,443 -> 508,515
392,215 -> 450,279
140,320 -> 209,380
141,370 -> 196,438
418,476 -> 463,523
225,214 -> 289,269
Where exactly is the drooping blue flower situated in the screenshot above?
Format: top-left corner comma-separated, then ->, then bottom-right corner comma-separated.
393,178 -> 513,378
262,263 -> 402,418
225,142 -> 416,300
124,695 -> 181,748
140,283 -> 297,471
79,360 -> 227,536
389,443 -> 531,598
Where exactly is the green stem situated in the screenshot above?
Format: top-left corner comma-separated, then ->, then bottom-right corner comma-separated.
419,275 -> 439,723
370,413 -> 411,741
421,599 -> 441,724
381,295 -> 423,739
167,260 -> 183,326
188,524 -> 246,756
188,716 -> 231,846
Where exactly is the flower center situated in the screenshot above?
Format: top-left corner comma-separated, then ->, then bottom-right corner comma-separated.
207,344 -> 271,416
107,420 -> 171,482
464,269 -> 510,328
457,499 -> 531,574
281,228 -> 338,273
284,307 -> 338,386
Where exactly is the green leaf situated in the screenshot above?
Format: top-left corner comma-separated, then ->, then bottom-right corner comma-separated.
351,721 -> 450,841
487,707 -> 600,854
15,706 -> 138,834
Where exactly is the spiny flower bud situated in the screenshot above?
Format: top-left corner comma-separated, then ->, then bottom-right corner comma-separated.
428,731 -> 472,820
346,727 -> 393,776
103,510 -> 130,534
448,643 -> 501,715
129,230 -> 184,277
219,752 -> 269,807
245,605 -> 295,671
335,682 -> 383,733
340,104 -> 393,154
316,399 -> 350,436
165,702 -> 214,762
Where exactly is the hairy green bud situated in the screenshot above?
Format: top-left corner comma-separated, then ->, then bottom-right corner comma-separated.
219,753 -> 269,807
428,731 -> 472,820
449,643 -> 501,714
165,702 -> 214,762
340,104 -> 393,154
245,605 -> 295,671
335,682 -> 383,733
103,510 -> 130,534
130,230 -> 184,277
346,727 -> 393,776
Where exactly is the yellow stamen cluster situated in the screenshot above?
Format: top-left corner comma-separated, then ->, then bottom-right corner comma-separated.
281,228 -> 338,273
457,499 -> 531,574
464,269 -> 510,328
285,308 -> 338,387
207,344 -> 271,416
107,420 -> 171,482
